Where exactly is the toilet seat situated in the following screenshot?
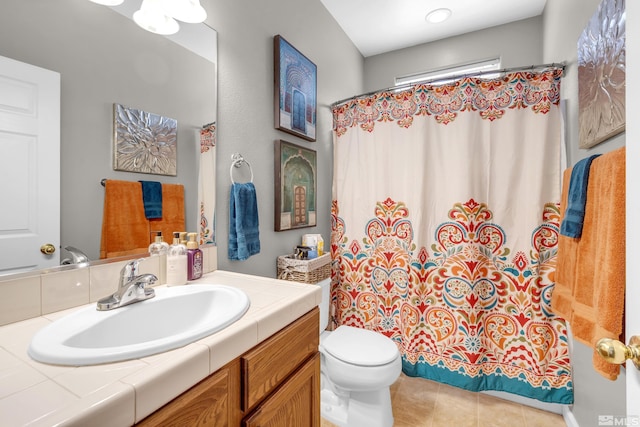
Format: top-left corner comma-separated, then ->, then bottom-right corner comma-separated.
321,325 -> 399,367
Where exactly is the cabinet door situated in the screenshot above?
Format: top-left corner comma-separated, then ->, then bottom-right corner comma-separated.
243,353 -> 320,427
242,308 -> 319,412
137,359 -> 241,427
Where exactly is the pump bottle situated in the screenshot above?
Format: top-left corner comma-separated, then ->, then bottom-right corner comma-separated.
148,231 -> 169,284
166,231 -> 187,286
149,231 -> 169,254
186,232 -> 203,281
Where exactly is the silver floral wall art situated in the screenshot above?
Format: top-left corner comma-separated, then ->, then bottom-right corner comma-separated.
578,0 -> 625,149
113,103 -> 178,176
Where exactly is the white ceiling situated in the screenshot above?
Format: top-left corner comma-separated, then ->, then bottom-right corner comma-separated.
320,0 -> 548,57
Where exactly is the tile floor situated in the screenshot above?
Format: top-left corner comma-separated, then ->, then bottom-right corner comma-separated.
321,373 -> 567,427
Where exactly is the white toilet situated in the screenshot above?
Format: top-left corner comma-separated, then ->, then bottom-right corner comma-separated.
316,278 -> 402,427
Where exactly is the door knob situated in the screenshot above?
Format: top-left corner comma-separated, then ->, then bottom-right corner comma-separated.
595,336 -> 640,370
40,243 -> 56,255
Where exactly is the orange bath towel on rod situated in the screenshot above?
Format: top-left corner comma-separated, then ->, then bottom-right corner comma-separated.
552,147 -> 625,380
100,179 -> 185,259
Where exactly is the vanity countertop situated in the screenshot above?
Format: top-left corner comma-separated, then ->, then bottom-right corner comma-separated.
0,270 -> 322,427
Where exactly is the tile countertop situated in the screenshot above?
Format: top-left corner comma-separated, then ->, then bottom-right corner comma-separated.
0,270 -> 322,427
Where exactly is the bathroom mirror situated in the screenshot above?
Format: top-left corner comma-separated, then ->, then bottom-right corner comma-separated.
0,0 -> 217,276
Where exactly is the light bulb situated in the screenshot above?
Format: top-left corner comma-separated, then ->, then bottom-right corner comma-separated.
425,8 -> 452,24
162,0 -> 207,23
134,0 -> 180,35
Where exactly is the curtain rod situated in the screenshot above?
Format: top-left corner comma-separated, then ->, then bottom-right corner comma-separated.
330,62 -> 566,109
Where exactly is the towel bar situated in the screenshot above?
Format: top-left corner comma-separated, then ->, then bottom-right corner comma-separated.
230,153 -> 254,183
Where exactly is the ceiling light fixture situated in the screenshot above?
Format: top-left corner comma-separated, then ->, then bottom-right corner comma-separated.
425,8 -> 452,24
88,0 -> 207,35
161,0 -> 207,24
133,0 -> 179,35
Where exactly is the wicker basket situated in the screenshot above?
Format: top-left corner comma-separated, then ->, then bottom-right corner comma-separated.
277,253 -> 330,284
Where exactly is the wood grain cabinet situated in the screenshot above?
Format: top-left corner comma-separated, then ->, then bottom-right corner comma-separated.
138,307 -> 320,427
137,359 -> 242,427
242,354 -> 319,427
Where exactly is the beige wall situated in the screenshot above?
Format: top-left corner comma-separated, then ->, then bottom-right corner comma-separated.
207,0 -> 363,276
2,1 -> 625,421
363,16 -> 543,93
0,0 -> 363,276
543,0 -> 625,167
0,0 -> 216,262
543,0 -> 626,424
203,0 -> 629,421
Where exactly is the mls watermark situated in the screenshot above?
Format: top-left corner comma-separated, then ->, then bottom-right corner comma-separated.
599,415 -> 640,426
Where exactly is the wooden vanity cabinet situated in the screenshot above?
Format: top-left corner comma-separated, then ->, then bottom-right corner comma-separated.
242,353 -> 320,427
137,359 -> 242,427
241,307 -> 320,427
137,307 -> 320,427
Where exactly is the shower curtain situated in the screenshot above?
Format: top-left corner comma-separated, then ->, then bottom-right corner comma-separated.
330,69 -> 573,404
199,122 -> 217,245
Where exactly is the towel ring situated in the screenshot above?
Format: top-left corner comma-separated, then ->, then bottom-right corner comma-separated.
230,153 -> 254,184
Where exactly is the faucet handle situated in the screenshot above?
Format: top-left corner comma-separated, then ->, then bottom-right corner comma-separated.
137,274 -> 158,288
119,258 -> 146,287
64,246 -> 90,264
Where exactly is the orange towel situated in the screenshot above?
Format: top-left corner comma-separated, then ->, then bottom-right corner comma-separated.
100,180 -> 185,259
150,183 -> 186,245
552,147 -> 625,380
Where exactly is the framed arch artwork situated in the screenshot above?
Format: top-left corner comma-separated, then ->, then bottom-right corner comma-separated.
274,139 -> 317,231
274,35 -> 317,142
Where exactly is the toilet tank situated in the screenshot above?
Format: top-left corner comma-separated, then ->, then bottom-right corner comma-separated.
316,278 -> 331,332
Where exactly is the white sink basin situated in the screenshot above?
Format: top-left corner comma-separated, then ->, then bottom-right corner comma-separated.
28,284 -> 250,366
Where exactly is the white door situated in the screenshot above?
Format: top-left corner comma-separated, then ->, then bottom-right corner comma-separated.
627,0 -> 640,418
0,55 -> 60,275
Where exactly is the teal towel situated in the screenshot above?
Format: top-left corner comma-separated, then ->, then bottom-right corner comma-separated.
139,181 -> 163,219
560,154 -> 600,238
229,182 -> 260,260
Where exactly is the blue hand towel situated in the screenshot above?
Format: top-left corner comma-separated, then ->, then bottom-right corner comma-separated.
560,154 -> 601,238
229,182 -> 260,260
139,181 -> 163,219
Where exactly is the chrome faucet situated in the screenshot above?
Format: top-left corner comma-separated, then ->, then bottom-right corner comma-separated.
61,246 -> 90,265
97,259 -> 157,311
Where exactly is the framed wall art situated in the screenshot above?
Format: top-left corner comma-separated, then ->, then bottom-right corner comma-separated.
274,139 -> 317,231
113,103 -> 178,176
578,0 -> 625,148
274,35 -> 317,142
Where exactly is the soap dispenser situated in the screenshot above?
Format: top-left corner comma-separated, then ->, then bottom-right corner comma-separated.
186,232 -> 203,281
149,231 -> 169,255
166,231 -> 187,286
148,231 -> 169,284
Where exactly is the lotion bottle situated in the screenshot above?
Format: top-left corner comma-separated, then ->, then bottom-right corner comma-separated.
166,231 -> 187,286
148,231 -> 169,284
186,232 -> 203,281
148,231 -> 169,255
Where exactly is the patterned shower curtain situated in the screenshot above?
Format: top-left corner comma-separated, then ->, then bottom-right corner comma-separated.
330,69 -> 573,404
199,122 -> 217,245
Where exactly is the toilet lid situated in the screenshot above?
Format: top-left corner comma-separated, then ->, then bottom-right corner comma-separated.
321,326 -> 399,367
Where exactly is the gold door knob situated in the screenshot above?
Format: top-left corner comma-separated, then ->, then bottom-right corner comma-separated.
40,243 -> 56,255
595,336 -> 640,370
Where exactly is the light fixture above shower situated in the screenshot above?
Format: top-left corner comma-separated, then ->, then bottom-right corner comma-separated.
425,8 -> 452,24
88,0 -> 207,35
